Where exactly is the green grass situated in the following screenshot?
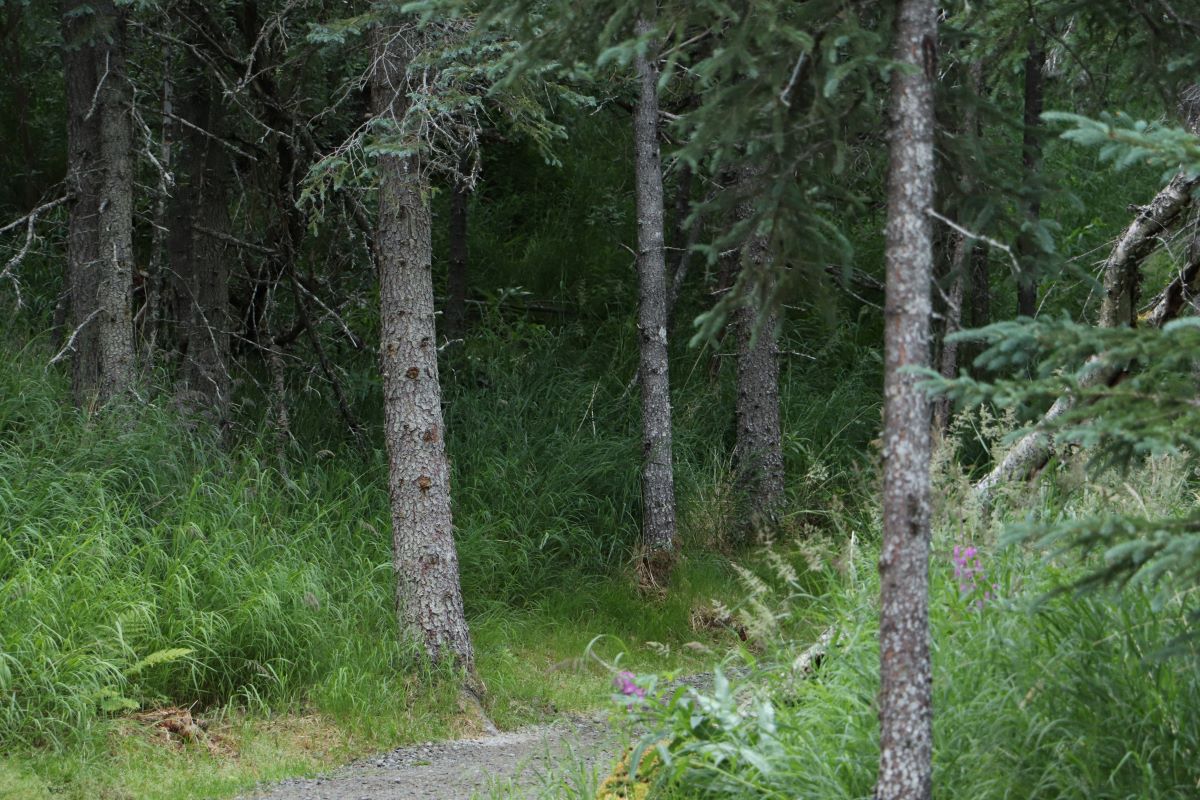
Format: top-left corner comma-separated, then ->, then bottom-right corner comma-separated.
597,459 -> 1200,800
0,318 -> 876,798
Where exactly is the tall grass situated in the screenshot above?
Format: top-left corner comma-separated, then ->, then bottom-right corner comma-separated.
0,309 -> 881,756
618,460 -> 1200,800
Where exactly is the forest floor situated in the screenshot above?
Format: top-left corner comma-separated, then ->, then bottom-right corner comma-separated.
239,713 -> 617,800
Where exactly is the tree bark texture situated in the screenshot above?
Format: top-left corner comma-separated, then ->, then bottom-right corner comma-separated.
174,82 -> 233,426
877,2 -> 936,799
632,13 -> 679,578
445,174 -> 469,340
63,0 -> 135,408
1016,38 -> 1045,319
372,17 -> 475,671
1098,171 -> 1200,328
730,171 -> 784,527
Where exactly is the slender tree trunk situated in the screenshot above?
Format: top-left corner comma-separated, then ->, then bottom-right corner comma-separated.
730,171 -> 784,529
933,61 -> 981,432
63,0 -> 135,408
371,16 -> 475,674
877,2 -> 936,799
141,41 -> 175,367
632,13 -> 678,581
445,173 -> 469,341
932,234 -> 968,432
1016,38 -> 1045,319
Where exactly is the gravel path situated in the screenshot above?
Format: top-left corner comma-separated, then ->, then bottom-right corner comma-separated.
239,713 -> 620,800
238,669 -> 755,800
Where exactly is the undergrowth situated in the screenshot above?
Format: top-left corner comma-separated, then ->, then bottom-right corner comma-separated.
596,454 -> 1200,800
0,322 -> 878,798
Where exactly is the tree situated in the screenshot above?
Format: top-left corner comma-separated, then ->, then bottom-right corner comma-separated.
632,10 -> 679,581
371,11 -> 476,676
729,169 -> 784,528
1015,33 -> 1046,319
876,0 -> 936,797
63,0 -> 135,408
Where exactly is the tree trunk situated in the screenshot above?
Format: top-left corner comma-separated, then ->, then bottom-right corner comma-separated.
933,61 -> 981,432
1016,37 -> 1045,319
63,0 -> 135,408
140,40 -> 175,367
932,234 -> 968,432
632,13 -> 678,582
877,1 -> 936,799
445,173 -> 469,341
731,172 -> 784,529
371,17 -> 475,673
166,73 -> 233,428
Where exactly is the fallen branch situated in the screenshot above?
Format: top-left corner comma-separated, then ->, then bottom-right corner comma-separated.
972,217 -> 1200,507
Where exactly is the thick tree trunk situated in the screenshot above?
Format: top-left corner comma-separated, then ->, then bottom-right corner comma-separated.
445,174 -> 469,341
1016,38 -> 1045,319
877,2 -> 936,799
632,13 -> 678,581
731,172 -> 784,529
165,74 -> 233,427
371,18 -> 475,673
63,0 -> 135,408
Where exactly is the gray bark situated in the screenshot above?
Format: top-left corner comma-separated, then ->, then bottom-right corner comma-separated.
1098,171 -> 1200,328
730,173 -> 784,528
64,0 -> 135,408
632,13 -> 679,580
372,17 -> 475,673
877,1 -> 936,799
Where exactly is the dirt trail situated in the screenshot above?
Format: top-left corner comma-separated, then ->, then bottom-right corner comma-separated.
239,714 -> 619,800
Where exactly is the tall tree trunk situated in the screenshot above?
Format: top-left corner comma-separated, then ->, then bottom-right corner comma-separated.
63,0 -> 135,408
1016,37 -> 1045,319
140,41 -> 175,367
933,61 -> 982,432
371,16 -> 475,674
877,1 -> 936,798
932,235 -> 968,432
168,75 -> 232,427
731,171 -> 784,529
632,13 -> 678,582
445,173 -> 469,341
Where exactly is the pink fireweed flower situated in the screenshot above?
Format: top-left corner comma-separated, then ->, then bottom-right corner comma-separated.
614,670 -> 647,700
952,544 -> 997,610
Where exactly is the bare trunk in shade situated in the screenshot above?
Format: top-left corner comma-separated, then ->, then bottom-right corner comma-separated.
63,0 -> 135,408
